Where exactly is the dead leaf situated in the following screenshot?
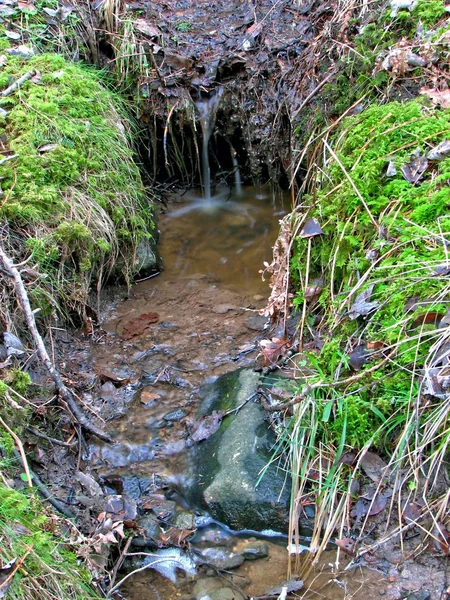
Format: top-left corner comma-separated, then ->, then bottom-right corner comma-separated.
410,312 -> 444,329
402,501 -> 421,524
400,148 -> 429,184
18,0 -> 36,10
359,451 -> 389,482
0,559 -> 17,599
122,312 -> 159,339
335,537 -> 356,556
348,344 -> 367,370
134,19 -> 161,37
0,56 -> 7,67
190,410 -> 225,442
427,139 -> 450,161
140,390 -> 161,405
348,285 -> 379,320
433,521 -> 450,554
339,452 -> 358,466
421,87 -> 450,109
259,337 -> 290,365
299,217 -> 323,238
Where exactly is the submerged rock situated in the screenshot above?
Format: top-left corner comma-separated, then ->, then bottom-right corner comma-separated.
185,369 -> 312,533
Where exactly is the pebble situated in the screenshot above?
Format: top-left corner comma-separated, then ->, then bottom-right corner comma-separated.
200,546 -> 244,570
241,541 -> 269,560
163,409 -> 186,421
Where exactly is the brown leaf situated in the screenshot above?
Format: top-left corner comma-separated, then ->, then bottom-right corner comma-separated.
339,452 -> 357,466
410,312 -> 444,329
140,390 -> 161,404
421,87 -> 450,109
335,537 -> 356,556
259,337 -> 290,365
402,502 -> 421,524
348,344 -> 368,370
0,559 -> 16,599
122,312 -> 159,339
433,521 -> 450,554
190,410 -> 224,442
360,451 -> 388,482
18,0 -> 36,9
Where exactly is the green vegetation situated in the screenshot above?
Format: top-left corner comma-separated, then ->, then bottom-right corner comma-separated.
0,484 -> 100,599
286,98 -> 450,554
0,49 -> 154,318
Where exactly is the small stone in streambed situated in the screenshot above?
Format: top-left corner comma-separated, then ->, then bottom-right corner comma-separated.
193,578 -> 222,600
175,511 -> 196,530
241,541 -> 269,560
199,546 -> 244,570
403,591 -> 431,600
212,304 -> 237,314
253,294 -> 264,301
245,314 -> 267,331
163,409 -> 185,422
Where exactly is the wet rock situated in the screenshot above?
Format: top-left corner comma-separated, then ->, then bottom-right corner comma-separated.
199,546 -> 244,570
193,578 -> 222,600
212,304 -> 237,314
241,541 -> 269,560
96,443 -> 155,468
175,511 -> 196,530
403,591 -> 430,600
132,513 -> 162,548
185,369 -> 310,533
103,494 -> 137,522
245,314 -> 267,331
135,239 -> 158,275
141,493 -> 177,517
164,409 -> 186,421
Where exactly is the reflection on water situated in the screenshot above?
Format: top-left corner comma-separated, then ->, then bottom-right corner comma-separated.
159,185 -> 288,296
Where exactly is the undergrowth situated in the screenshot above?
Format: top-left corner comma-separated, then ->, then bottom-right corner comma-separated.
280,98 -> 450,560
0,48 -> 154,321
0,484 -> 101,599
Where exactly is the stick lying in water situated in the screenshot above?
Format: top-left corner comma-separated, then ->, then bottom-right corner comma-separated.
0,245 -> 113,443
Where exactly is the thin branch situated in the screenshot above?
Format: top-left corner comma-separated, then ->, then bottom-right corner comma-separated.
0,244 -> 113,443
26,426 -> 78,448
0,154 -> 19,166
0,417 -> 33,487
1,70 -> 36,97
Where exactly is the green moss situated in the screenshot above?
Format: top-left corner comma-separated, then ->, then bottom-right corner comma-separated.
0,486 -> 101,600
0,52 -> 154,317
291,100 -> 450,450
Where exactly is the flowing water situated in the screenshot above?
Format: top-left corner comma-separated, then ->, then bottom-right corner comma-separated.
196,90 -> 224,200
87,187 -> 388,599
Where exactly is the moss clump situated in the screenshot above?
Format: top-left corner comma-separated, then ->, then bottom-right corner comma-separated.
291,100 -> 450,450
0,51 -> 154,317
0,485 -> 101,599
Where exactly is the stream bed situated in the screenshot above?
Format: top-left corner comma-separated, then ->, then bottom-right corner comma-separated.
79,187 -> 427,599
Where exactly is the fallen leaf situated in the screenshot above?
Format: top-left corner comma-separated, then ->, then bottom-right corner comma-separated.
359,451 -> 389,482
339,451 -> 357,466
0,56 -> 7,67
400,148 -> 428,184
259,337 -> 290,365
0,559 -> 16,599
348,344 -> 367,370
421,87 -> 450,109
410,312 -> 444,329
433,521 -> 450,554
134,19 -> 161,37
5,31 -> 21,40
402,501 -> 421,524
122,312 -> 159,339
335,537 -> 356,556
348,285 -> 379,320
299,217 -> 323,238
18,0 -> 36,10
140,390 -> 161,404
37,143 -> 57,153
427,139 -> 450,161
190,411 -> 225,442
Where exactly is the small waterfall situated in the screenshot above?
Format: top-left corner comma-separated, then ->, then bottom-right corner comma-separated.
196,89 -> 223,200
229,143 -> 243,195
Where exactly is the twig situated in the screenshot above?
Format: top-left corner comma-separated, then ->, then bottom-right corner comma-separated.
25,426 -> 78,448
108,535 -> 134,593
1,70 -> 36,97
0,154 -> 19,166
0,245 -> 113,443
0,417 -> 33,487
291,70 -> 338,120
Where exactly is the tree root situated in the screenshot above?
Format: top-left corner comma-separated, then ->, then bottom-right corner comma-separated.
0,245 -> 113,443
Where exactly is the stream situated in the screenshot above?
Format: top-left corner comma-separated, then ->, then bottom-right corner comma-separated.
82,187 -> 386,599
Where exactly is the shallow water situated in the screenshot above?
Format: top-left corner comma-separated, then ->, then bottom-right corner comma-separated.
156,186 -> 288,296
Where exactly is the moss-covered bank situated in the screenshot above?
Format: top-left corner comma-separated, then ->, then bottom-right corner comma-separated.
0,49 -> 155,320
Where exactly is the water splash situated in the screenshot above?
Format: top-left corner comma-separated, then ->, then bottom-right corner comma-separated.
196,89 -> 223,200
143,548 -> 197,582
